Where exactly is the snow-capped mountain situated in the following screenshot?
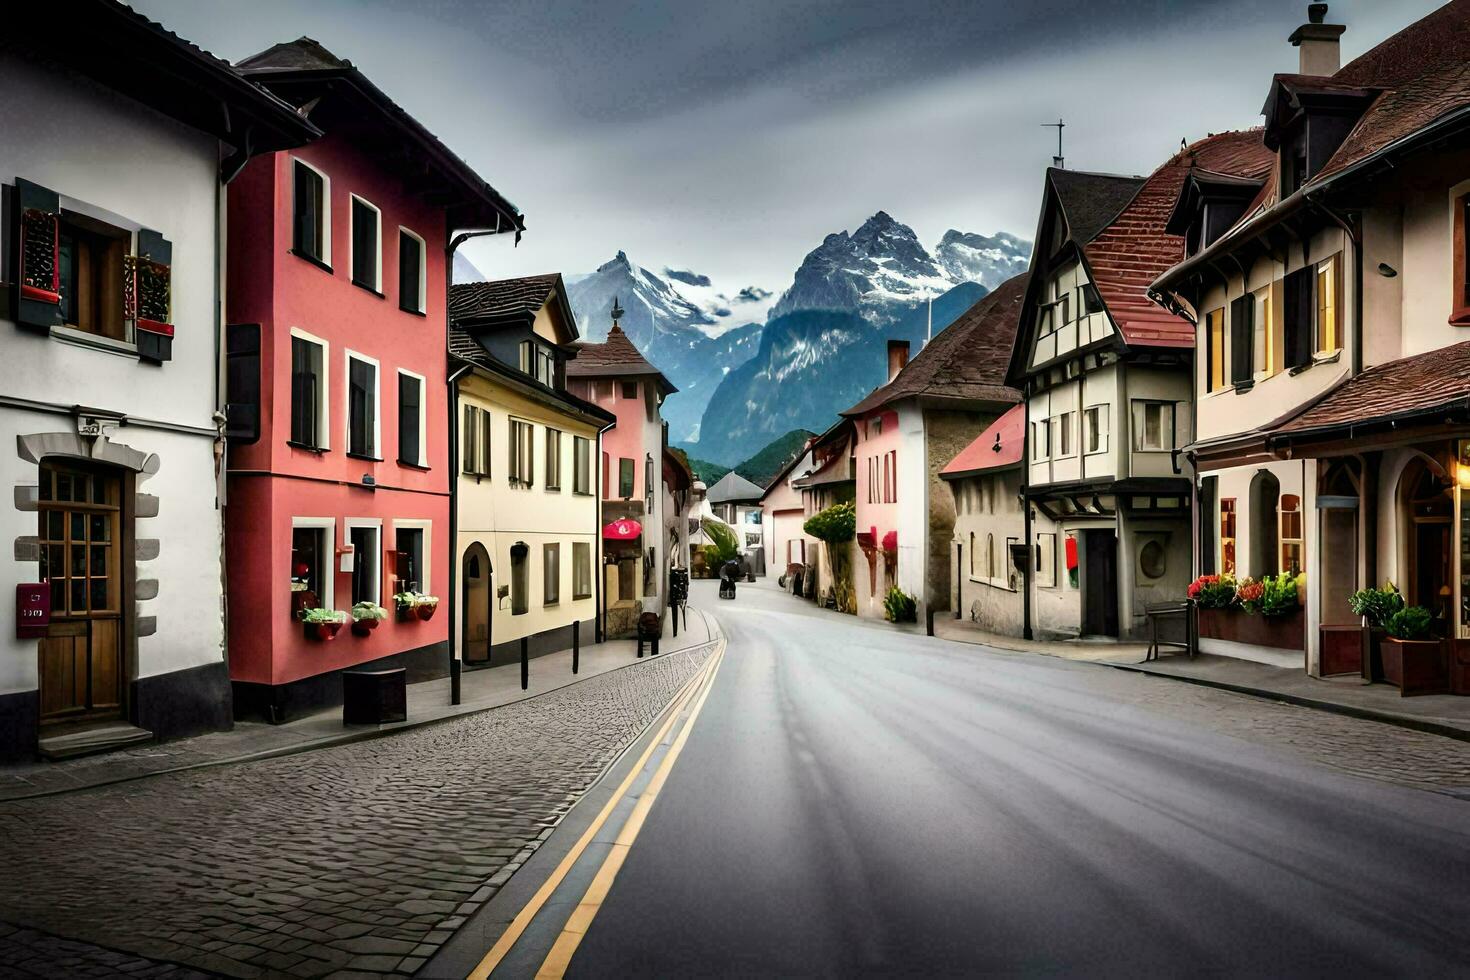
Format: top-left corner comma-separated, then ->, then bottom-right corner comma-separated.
933,230 -> 1032,289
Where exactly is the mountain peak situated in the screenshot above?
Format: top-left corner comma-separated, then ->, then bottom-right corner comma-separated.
597,250 -> 633,273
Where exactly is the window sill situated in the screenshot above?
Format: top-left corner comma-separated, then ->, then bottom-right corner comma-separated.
346,451 -> 382,462
573,593 -> 592,601
50,325 -> 138,358
399,304 -> 427,318
545,485 -> 563,493
287,440 -> 328,454
572,490 -> 595,497
1449,307 -> 1470,326
398,459 -> 431,471
352,279 -> 385,298
289,249 -> 333,275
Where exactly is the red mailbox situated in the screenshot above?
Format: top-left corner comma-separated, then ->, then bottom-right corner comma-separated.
16,584 -> 50,639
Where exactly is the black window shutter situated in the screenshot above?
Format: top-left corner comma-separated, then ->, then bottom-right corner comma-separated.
290,336 -> 315,446
14,178 -> 64,329
1229,295 -> 1253,384
226,324 -> 261,444
1284,267 -> 1314,368
1200,476 -> 1218,576
399,375 -> 421,464
398,231 -> 421,311
134,229 -> 174,363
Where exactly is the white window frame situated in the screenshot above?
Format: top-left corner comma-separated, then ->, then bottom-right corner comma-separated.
1054,411 -> 1075,459
291,156 -> 332,266
397,368 -> 428,467
545,427 -> 563,491
1032,420 -> 1051,461
1131,400 -> 1176,453
397,226 -> 427,314
509,417 -> 535,488
1036,532 -> 1057,589
344,518 -> 383,606
343,349 -> 381,459
348,194 -> 383,292
291,516 -> 337,610
289,327 -> 330,451
391,518 -> 433,594
1084,404 -> 1109,455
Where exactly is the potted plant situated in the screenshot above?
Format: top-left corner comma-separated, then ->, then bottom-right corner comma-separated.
1380,606 -> 1447,696
1348,582 -> 1404,680
882,585 -> 916,624
414,594 -> 440,621
394,590 -> 422,622
1188,574 -> 1238,609
299,607 -> 346,641
290,562 -> 318,619
350,600 -> 389,636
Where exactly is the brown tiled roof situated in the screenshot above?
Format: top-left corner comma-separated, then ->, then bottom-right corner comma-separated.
448,274 -> 561,324
841,273 -> 1028,417
1083,129 -> 1272,348
1272,341 -> 1470,438
566,325 -> 676,393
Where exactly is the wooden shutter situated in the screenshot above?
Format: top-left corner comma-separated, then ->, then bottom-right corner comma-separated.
1283,267 -> 1314,368
14,178 -> 63,329
130,229 -> 174,362
462,405 -> 478,474
480,410 -> 492,476
292,162 -> 319,258
1229,295 -> 1253,384
225,324 -> 261,444
398,375 -> 420,465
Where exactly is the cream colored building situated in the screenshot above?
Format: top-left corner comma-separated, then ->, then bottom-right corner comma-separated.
448,276 -> 614,666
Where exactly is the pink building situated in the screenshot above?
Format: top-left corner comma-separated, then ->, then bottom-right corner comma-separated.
565,307 -> 677,635
222,39 -> 522,720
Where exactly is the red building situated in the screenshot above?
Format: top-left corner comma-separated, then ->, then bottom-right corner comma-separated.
222,39 -> 522,720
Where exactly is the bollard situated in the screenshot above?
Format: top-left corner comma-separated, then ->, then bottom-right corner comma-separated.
520,637 -> 528,690
672,605 -> 679,638
926,606 -> 935,637
572,620 -> 580,675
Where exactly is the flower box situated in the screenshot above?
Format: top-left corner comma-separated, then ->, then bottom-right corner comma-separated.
304,620 -> 342,642
1381,638 -> 1448,696
1198,607 -> 1305,650
351,617 -> 380,637
416,602 -> 437,621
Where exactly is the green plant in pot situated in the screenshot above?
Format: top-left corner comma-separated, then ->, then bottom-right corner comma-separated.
350,601 -> 388,636
1380,605 -> 1446,696
394,590 -> 422,621
1349,582 -> 1404,629
414,594 -> 440,621
883,585 -> 917,624
299,607 -> 346,641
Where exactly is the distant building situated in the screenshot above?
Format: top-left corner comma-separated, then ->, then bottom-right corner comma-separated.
706,471 -> 766,573
760,442 -> 818,582
941,405 -> 1026,635
448,275 -> 613,669
842,277 -> 1028,621
790,422 -> 858,606
566,308 -> 677,636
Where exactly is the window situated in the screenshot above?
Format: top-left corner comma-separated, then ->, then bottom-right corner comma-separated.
1036,533 -> 1057,588
462,404 -> 492,476
869,415 -> 884,438
57,213 -> 127,340
573,541 -> 592,599
986,533 -> 996,579
291,159 -> 329,265
1283,266 -> 1314,369
225,323 -> 261,444
621,381 -> 639,400
1054,412 -> 1074,458
511,542 -> 529,615
350,196 -> 381,292
1280,493 -> 1303,573
1220,498 -> 1237,575
520,341 -> 556,386
543,543 -> 560,605
1316,255 -> 1339,353
1455,193 -> 1470,319
398,229 -> 425,314
1229,294 -> 1253,384
346,353 -> 379,458
1058,292 -> 1072,326
1205,307 -> 1226,392
1032,420 -> 1050,460
602,451 -> 611,497
1081,282 -> 1104,315
349,523 -> 380,605
291,523 -> 331,608
1140,540 -> 1166,579
393,525 -> 426,594
1084,405 -> 1108,455
509,419 -> 534,487
289,333 -> 327,449
398,371 -> 424,466
545,428 -> 563,490
37,465 -> 120,617
1132,401 -> 1175,452
1253,284 -> 1277,378
573,437 -> 593,495
618,457 -> 635,498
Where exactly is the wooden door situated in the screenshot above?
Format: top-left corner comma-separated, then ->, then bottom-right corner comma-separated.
36,462 -> 124,724
1083,530 -> 1119,637
463,544 -> 492,664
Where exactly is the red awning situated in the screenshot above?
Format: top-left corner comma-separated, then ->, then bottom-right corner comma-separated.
603,518 -> 643,541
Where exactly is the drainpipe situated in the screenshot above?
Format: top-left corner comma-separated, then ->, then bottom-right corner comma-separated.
1021,391 -> 1034,641
1304,193 -> 1363,375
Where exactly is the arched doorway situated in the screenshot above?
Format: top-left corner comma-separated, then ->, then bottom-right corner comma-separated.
1398,456 -> 1453,632
1248,469 -> 1280,579
462,543 -> 492,665
1319,461 -> 1360,626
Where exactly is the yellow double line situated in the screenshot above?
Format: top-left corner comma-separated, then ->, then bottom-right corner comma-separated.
469,641 -> 725,980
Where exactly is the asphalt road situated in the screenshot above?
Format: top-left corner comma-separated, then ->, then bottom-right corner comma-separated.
564,580 -> 1470,977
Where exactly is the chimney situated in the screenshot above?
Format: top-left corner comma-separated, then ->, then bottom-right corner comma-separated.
1289,3 -> 1345,77
887,339 -> 909,383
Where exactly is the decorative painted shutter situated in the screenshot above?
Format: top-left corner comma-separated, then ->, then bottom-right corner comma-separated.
127,229 -> 174,363
1229,295 -> 1253,384
14,178 -> 62,329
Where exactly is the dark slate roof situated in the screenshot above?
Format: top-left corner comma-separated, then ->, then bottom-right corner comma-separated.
448,274 -> 561,324
1270,341 -> 1470,439
706,471 -> 765,504
13,1 -> 319,152
448,326 -> 613,425
1083,129 -> 1272,348
842,273 -> 1028,417
237,38 -> 523,235
565,325 -> 677,394
1049,170 -> 1146,246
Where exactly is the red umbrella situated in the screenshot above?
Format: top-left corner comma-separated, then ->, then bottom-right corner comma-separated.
603,518 -> 643,540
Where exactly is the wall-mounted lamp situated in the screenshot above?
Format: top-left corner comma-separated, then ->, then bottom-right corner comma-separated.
1377,262 -> 1398,278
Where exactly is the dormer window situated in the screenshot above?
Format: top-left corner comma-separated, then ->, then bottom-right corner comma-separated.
519,340 -> 555,387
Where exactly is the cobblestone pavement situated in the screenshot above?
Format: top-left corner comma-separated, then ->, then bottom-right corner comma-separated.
0,922 -> 213,979
0,648 -> 711,979
1112,671 -> 1470,794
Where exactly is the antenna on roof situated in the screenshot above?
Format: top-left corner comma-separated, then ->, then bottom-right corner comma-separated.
926,296 -> 933,348
1043,118 -> 1065,169
611,295 -> 624,326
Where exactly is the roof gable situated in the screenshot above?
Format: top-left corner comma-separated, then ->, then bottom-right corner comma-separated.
449,274 -> 578,343
941,404 -> 1025,480
566,325 -> 677,394
706,471 -> 764,504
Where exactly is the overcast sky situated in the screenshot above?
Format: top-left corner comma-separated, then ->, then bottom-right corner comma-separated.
139,0 -> 1441,296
